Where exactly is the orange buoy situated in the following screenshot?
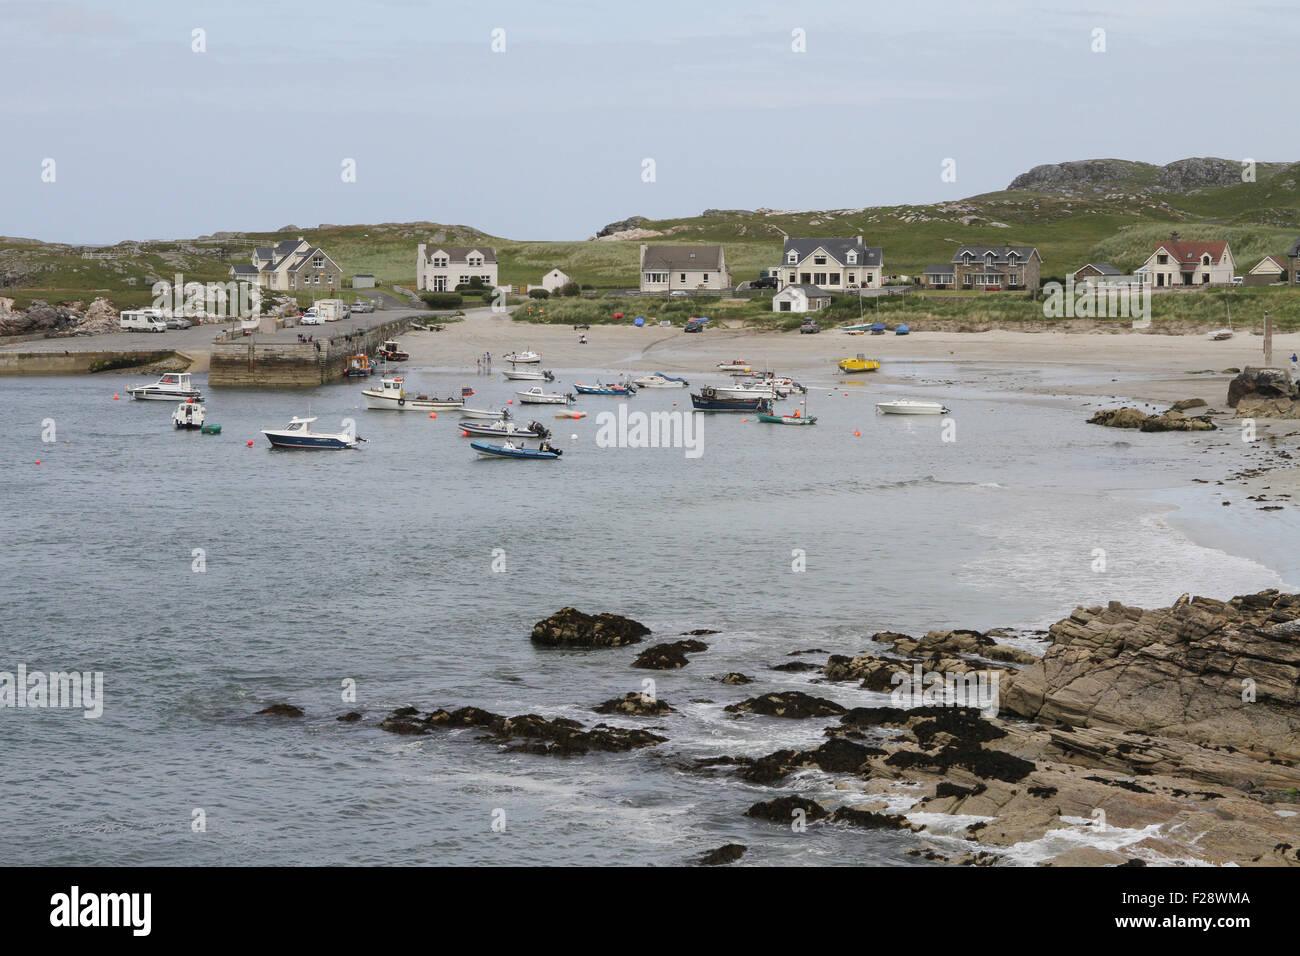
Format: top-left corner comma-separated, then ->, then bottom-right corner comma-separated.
35,460 -> 40,465
430,412 -> 437,419
247,440 -> 254,446
854,430 -> 861,437
461,430 -> 468,437
113,394 -> 119,400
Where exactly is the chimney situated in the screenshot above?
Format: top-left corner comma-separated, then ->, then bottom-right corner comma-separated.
1170,231 -> 1180,242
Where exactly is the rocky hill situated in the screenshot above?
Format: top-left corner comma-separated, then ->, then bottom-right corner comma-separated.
1008,157 -> 1294,197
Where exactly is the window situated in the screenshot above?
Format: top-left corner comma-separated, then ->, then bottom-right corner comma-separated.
787,252 -> 798,264
848,273 -> 856,284
801,273 -> 811,284
469,257 -> 482,267
813,273 -> 826,285
788,273 -> 796,283
459,275 -> 469,285
480,275 -> 492,284
645,272 -> 667,284
433,257 -> 448,268
864,273 -> 873,284
313,256 -> 324,268
1157,254 -> 1168,264
827,272 -> 840,285
680,273 -> 686,282
779,300 -> 791,312
701,273 -> 709,283
846,252 -> 857,264
1202,255 -> 1211,265
814,256 -> 826,265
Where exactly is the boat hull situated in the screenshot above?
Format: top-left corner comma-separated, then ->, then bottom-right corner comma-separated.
131,388 -> 202,401
470,441 -> 560,460
756,413 -> 816,425
459,407 -> 507,419
262,433 -> 355,449
691,392 -> 772,412
876,402 -> 949,415
502,370 -> 550,381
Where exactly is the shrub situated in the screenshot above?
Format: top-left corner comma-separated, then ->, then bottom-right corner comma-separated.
528,288 -> 550,299
557,280 -> 582,297
420,292 -> 463,309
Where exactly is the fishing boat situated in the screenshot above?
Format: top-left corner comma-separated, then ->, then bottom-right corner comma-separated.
711,382 -> 781,400
757,411 -> 817,426
502,367 -> 555,382
516,386 -> 574,405
459,406 -> 510,420
503,350 -> 542,364
633,372 -> 689,388
127,372 -> 203,401
471,439 -> 562,460
875,400 -> 949,415
574,382 -> 636,396
460,419 -> 550,439
895,324 -> 911,335
377,340 -> 409,361
172,399 -> 206,429
344,354 -> 374,377
716,360 -> 751,371
838,354 -> 880,374
262,417 -> 362,450
362,376 -> 462,410
691,387 -> 773,412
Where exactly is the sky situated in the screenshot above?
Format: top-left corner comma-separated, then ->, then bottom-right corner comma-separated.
2,0 -> 1296,244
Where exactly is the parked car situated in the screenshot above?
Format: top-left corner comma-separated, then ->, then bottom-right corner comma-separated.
751,276 -> 779,289
165,316 -> 192,329
350,299 -> 375,313
800,320 -> 820,334
1232,276 -> 1244,286
669,290 -> 691,297
299,313 -> 323,326
684,319 -> 705,333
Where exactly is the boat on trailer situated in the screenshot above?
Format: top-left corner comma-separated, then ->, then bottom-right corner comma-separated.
471,439 -> 562,460
128,372 -> 203,401
262,417 -> 361,449
875,400 -> 949,416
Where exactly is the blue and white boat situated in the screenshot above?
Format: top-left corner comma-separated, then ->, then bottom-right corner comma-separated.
459,419 -> 550,440
633,372 -> 689,388
574,382 -> 636,396
470,439 -> 562,460
690,387 -> 772,412
262,417 -> 361,450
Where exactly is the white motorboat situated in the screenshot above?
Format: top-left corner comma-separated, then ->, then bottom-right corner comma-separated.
502,367 -> 555,381
716,360 -> 750,371
262,417 -> 362,450
459,418 -> 550,440
503,350 -> 541,364
459,406 -> 511,420
712,383 -> 780,400
633,372 -> 690,388
172,400 -> 205,429
516,386 -> 574,405
362,376 -> 463,410
1207,328 -> 1233,341
751,375 -> 805,395
875,400 -> 950,416
128,372 -> 202,401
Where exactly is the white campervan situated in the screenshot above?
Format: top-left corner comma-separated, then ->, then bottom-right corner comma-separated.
120,310 -> 168,333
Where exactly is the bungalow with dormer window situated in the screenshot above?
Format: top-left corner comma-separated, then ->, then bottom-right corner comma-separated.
639,244 -> 729,292
1140,234 -> 1235,287
775,237 -> 883,291
416,244 -> 500,292
232,237 -> 343,292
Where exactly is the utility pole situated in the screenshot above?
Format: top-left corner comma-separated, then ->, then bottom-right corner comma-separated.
1264,310 -> 1273,367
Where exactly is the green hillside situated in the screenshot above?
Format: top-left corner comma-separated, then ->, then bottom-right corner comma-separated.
4,158 -> 1300,309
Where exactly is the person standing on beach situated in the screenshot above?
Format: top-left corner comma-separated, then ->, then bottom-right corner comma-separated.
1291,352 -> 1298,381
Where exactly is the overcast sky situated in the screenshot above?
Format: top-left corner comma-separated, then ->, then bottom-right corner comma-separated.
3,0 -> 1295,244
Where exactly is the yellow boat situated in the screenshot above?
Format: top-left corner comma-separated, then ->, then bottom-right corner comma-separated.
837,354 -> 880,374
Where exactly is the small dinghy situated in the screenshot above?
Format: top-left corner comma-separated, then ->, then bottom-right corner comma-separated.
471,439 -> 562,460
517,386 -> 574,405
460,419 -> 550,439
574,382 -> 636,396
262,417 -> 363,449
172,399 -> 206,430
503,350 -> 542,364
633,372 -> 689,388
460,406 -> 510,420
875,400 -> 949,416
716,360 -> 750,371
894,324 -> 911,335
502,367 -> 554,381
757,412 -> 817,426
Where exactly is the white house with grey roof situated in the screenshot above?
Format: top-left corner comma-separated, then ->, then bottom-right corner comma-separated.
639,244 -> 729,293
231,237 -> 343,292
772,284 -> 831,313
775,236 -> 883,291
417,244 -> 500,292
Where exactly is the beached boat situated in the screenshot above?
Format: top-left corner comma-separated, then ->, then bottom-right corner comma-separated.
1208,328 -> 1233,341
459,406 -> 510,420
471,439 -> 562,460
757,411 -> 817,426
377,340 -> 409,361
633,372 -> 689,388
459,419 -> 550,439
838,354 -> 880,374
516,386 -> 574,405
172,400 -> 205,429
262,417 -> 361,450
876,400 -> 949,415
362,376 -> 463,410
574,382 -> 636,396
344,354 -> 374,377
128,372 -> 203,402
502,367 -> 555,381
716,360 -> 751,371
691,387 -> 773,412
503,350 -> 541,364
870,322 -> 888,335
895,324 -> 911,335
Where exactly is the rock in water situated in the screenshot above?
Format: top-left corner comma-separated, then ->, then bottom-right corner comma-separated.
1088,406 -> 1215,431
697,844 -> 747,866
632,639 -> 709,669
744,795 -> 829,823
725,691 -> 847,719
255,703 -> 303,718
592,692 -> 674,716
1087,407 -> 1149,429
1002,590 -> 1300,761
530,607 -> 651,647
1227,366 -> 1299,408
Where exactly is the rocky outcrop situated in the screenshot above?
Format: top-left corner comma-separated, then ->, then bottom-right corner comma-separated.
1088,406 -> 1216,431
697,843 -> 746,866
1008,160 -> 1145,194
1007,157 -> 1283,196
255,703 -> 303,717
0,299 -> 81,337
744,795 -> 828,823
1236,398 -> 1300,419
631,639 -> 708,669
1170,397 -> 1208,412
376,704 -> 666,756
530,607 -> 650,647
1002,590 -> 1300,762
591,692 -> 674,716
1227,366 -> 1298,408
595,216 -> 644,238
725,691 -> 846,719
1155,157 -> 1244,191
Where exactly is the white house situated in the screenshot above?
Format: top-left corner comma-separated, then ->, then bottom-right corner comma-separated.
416,244 -> 500,292
1140,234 -> 1235,288
776,237 -> 883,291
639,244 -> 729,293
529,268 -> 571,294
772,284 -> 831,313
232,238 -> 343,292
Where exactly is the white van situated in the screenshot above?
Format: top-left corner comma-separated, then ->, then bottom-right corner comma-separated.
120,310 -> 168,333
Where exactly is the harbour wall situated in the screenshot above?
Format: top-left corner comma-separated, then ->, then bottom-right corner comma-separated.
0,350 -> 178,375
208,317 -> 411,388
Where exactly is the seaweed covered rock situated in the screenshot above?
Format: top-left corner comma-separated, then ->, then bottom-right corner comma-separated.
530,607 -> 651,647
